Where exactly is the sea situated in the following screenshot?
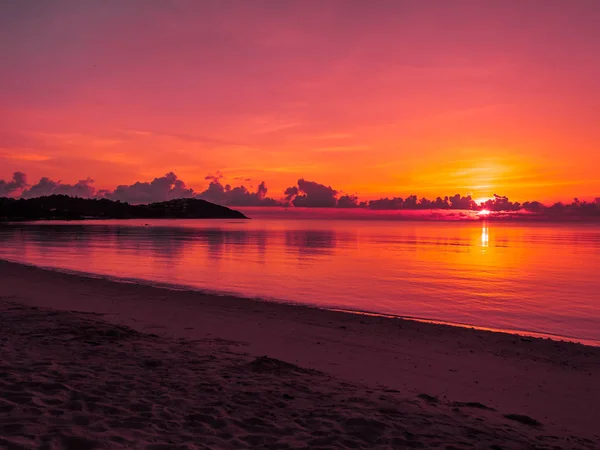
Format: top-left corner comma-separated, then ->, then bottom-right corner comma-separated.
1,207 -> 599,345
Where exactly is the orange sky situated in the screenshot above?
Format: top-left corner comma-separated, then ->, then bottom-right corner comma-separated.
1,1 -> 599,203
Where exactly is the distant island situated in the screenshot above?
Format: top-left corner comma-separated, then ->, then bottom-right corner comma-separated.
0,195 -> 248,221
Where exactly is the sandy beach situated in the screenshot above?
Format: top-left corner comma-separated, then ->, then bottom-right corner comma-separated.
1,260 -> 599,449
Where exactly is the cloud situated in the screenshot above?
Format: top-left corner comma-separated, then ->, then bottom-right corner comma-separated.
53,178 -> 97,198
197,179 -> 280,206
337,194 -> 359,208
367,197 -> 405,210
284,185 -> 299,202
4,170 -> 600,220
479,194 -> 519,212
20,177 -> 97,199
204,172 -> 223,183
3,170 -> 279,206
0,171 -> 28,197
105,172 -> 195,204
284,179 -> 338,207
367,194 -> 477,210
448,194 -> 477,210
105,172 -> 280,206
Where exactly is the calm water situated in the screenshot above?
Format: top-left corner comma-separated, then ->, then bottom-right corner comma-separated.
1,217 -> 599,344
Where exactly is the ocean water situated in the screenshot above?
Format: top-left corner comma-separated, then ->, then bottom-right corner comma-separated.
1,214 -> 599,344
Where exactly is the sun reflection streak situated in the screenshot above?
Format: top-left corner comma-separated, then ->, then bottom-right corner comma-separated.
481,222 -> 489,247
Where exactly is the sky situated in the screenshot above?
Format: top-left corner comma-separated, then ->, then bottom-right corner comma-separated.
1,0 -> 599,204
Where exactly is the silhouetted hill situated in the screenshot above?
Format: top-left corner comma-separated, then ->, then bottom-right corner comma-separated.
0,196 -> 248,221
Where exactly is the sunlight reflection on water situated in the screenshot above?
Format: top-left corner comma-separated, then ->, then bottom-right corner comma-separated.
1,218 -> 599,342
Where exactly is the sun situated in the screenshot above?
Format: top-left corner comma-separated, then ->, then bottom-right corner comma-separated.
477,209 -> 491,216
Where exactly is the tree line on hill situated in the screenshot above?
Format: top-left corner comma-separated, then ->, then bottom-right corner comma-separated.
0,196 -> 247,221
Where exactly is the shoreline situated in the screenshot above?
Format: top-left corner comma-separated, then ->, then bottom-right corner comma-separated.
2,259 -> 599,446
2,257 -> 597,347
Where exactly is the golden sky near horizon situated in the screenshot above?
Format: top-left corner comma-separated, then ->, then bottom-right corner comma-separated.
1,1 -> 599,203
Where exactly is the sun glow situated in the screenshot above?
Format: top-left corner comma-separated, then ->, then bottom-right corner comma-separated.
478,209 -> 491,216
474,197 -> 494,206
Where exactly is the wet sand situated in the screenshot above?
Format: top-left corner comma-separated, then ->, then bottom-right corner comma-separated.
1,259 -> 599,449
